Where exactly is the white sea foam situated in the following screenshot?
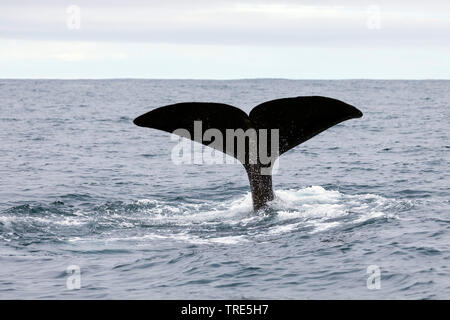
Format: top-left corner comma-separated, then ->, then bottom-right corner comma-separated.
105,186 -> 397,242
3,186 -> 399,246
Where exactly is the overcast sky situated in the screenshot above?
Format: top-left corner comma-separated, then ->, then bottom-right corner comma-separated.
1,0 -> 449,79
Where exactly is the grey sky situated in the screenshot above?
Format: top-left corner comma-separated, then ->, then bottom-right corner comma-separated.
0,0 -> 449,78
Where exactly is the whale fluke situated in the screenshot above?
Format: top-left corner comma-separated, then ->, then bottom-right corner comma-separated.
134,96 -> 363,211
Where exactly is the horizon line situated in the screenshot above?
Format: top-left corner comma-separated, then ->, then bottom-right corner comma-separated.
1,77 -> 449,81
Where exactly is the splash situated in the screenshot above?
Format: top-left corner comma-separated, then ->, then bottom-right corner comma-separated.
0,186 -> 404,246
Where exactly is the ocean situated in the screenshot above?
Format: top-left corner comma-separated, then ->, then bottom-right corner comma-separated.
0,79 -> 449,299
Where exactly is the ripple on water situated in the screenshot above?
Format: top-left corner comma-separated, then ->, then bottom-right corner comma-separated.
1,186 -> 402,246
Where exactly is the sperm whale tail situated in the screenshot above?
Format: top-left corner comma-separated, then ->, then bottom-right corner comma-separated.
134,96 -> 363,211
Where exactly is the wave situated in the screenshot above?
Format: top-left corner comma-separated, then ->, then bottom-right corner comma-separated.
1,186 -> 409,246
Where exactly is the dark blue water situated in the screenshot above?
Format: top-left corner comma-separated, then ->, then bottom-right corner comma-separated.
0,79 -> 449,299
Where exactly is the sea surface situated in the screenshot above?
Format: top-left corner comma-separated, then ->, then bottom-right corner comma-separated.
0,79 -> 449,299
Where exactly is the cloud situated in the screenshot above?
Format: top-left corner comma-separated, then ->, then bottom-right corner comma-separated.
0,1 -> 449,47
1,38 -> 448,79
0,39 -> 127,61
0,1 -> 448,78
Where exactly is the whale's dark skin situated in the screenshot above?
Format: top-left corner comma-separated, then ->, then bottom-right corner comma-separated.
134,96 -> 363,211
